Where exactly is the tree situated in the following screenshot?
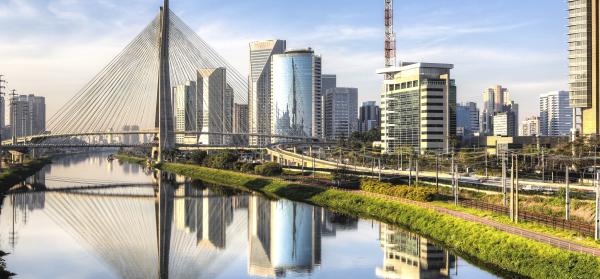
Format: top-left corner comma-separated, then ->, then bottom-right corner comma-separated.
205,151 -> 239,170
255,162 -> 283,176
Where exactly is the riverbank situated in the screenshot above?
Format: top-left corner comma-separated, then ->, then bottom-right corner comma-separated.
149,160 -> 600,279
0,158 -> 52,192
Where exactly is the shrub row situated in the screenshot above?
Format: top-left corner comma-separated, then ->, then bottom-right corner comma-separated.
360,179 -> 437,202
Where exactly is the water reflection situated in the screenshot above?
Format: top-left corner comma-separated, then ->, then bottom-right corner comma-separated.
377,224 -> 455,279
0,155 -> 498,279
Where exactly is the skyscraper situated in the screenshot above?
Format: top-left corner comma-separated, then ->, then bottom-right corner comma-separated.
456,102 -> 479,139
197,68 -> 232,145
493,111 -> 517,137
568,0 -> 599,135
321,74 -> 337,97
359,101 -> 380,132
172,81 -> 199,144
481,85 -> 510,135
271,48 -> 322,143
323,87 -> 358,139
539,91 -> 572,136
377,62 -> 456,154
248,40 -> 286,146
9,94 -> 45,139
233,103 -> 249,145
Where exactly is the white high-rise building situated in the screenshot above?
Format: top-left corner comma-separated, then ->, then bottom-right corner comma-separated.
481,85 -> 510,135
198,68 -> 233,145
323,87 -> 358,139
248,40 -> 286,146
539,91 -> 572,136
377,62 -> 457,154
520,116 -> 540,136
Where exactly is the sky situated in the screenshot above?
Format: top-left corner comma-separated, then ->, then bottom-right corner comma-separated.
0,0 -> 568,121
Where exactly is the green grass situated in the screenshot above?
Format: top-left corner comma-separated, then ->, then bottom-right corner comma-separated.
0,158 -> 52,191
115,154 -> 147,165
431,201 -> 600,249
157,161 -> 600,279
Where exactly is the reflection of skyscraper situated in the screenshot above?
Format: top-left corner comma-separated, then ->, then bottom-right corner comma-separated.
320,208 -> 359,237
173,182 -> 233,250
376,224 -> 454,279
248,195 -> 322,277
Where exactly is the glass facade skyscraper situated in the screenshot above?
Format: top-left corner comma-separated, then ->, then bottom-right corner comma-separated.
271,49 -> 322,142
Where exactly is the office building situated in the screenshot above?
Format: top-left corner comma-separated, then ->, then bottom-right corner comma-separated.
377,62 -> 456,154
456,102 -> 479,139
9,94 -> 45,139
481,85 -> 511,135
493,111 -> 517,137
520,116 -> 541,136
197,68 -> 233,145
359,101 -> 380,132
539,90 -> 572,136
322,74 -> 337,97
323,87 -> 358,139
172,81 -> 200,144
271,48 -> 322,142
248,40 -> 286,146
233,103 -> 249,145
568,0 -> 599,135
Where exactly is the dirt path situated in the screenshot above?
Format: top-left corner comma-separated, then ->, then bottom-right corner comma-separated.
346,189 -> 600,257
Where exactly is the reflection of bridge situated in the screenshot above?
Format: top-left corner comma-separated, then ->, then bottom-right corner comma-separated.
4,0 -> 318,161
2,172 -> 360,278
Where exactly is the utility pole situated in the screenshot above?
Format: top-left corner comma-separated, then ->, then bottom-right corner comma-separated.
566,165 -> 570,221
378,157 -> 382,181
408,154 -> 412,186
502,154 -> 507,207
515,154 -> 520,223
415,154 -> 419,185
510,154 -> 515,222
454,164 -> 459,206
542,148 -> 545,182
435,153 -> 439,191
485,152 -> 488,179
10,89 -> 17,145
596,171 -> 600,241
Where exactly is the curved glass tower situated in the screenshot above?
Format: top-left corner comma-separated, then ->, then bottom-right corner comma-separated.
271,49 -> 322,142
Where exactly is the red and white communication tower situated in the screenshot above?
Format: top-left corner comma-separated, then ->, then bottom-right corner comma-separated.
384,0 -> 396,80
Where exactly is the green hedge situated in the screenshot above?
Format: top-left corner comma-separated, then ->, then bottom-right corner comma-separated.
361,179 -> 437,202
144,160 -> 600,278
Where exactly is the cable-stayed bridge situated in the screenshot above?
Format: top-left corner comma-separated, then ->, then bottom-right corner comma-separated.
2,0 -> 318,161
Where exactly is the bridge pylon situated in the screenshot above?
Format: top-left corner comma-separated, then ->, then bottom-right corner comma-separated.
155,0 -> 176,163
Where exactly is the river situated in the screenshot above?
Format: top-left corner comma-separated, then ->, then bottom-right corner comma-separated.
0,153 -> 502,278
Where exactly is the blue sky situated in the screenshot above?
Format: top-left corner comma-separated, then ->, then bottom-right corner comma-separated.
0,0 -> 568,119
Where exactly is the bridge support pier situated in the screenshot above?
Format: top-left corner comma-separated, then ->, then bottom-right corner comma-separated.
9,150 -> 25,164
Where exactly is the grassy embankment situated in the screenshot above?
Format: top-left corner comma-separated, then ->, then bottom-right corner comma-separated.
149,160 -> 600,279
0,158 -> 52,191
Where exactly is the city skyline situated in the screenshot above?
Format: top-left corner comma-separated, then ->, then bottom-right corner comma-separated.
0,0 -> 568,120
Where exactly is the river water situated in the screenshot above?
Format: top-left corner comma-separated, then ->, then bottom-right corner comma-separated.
0,153 -> 502,278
